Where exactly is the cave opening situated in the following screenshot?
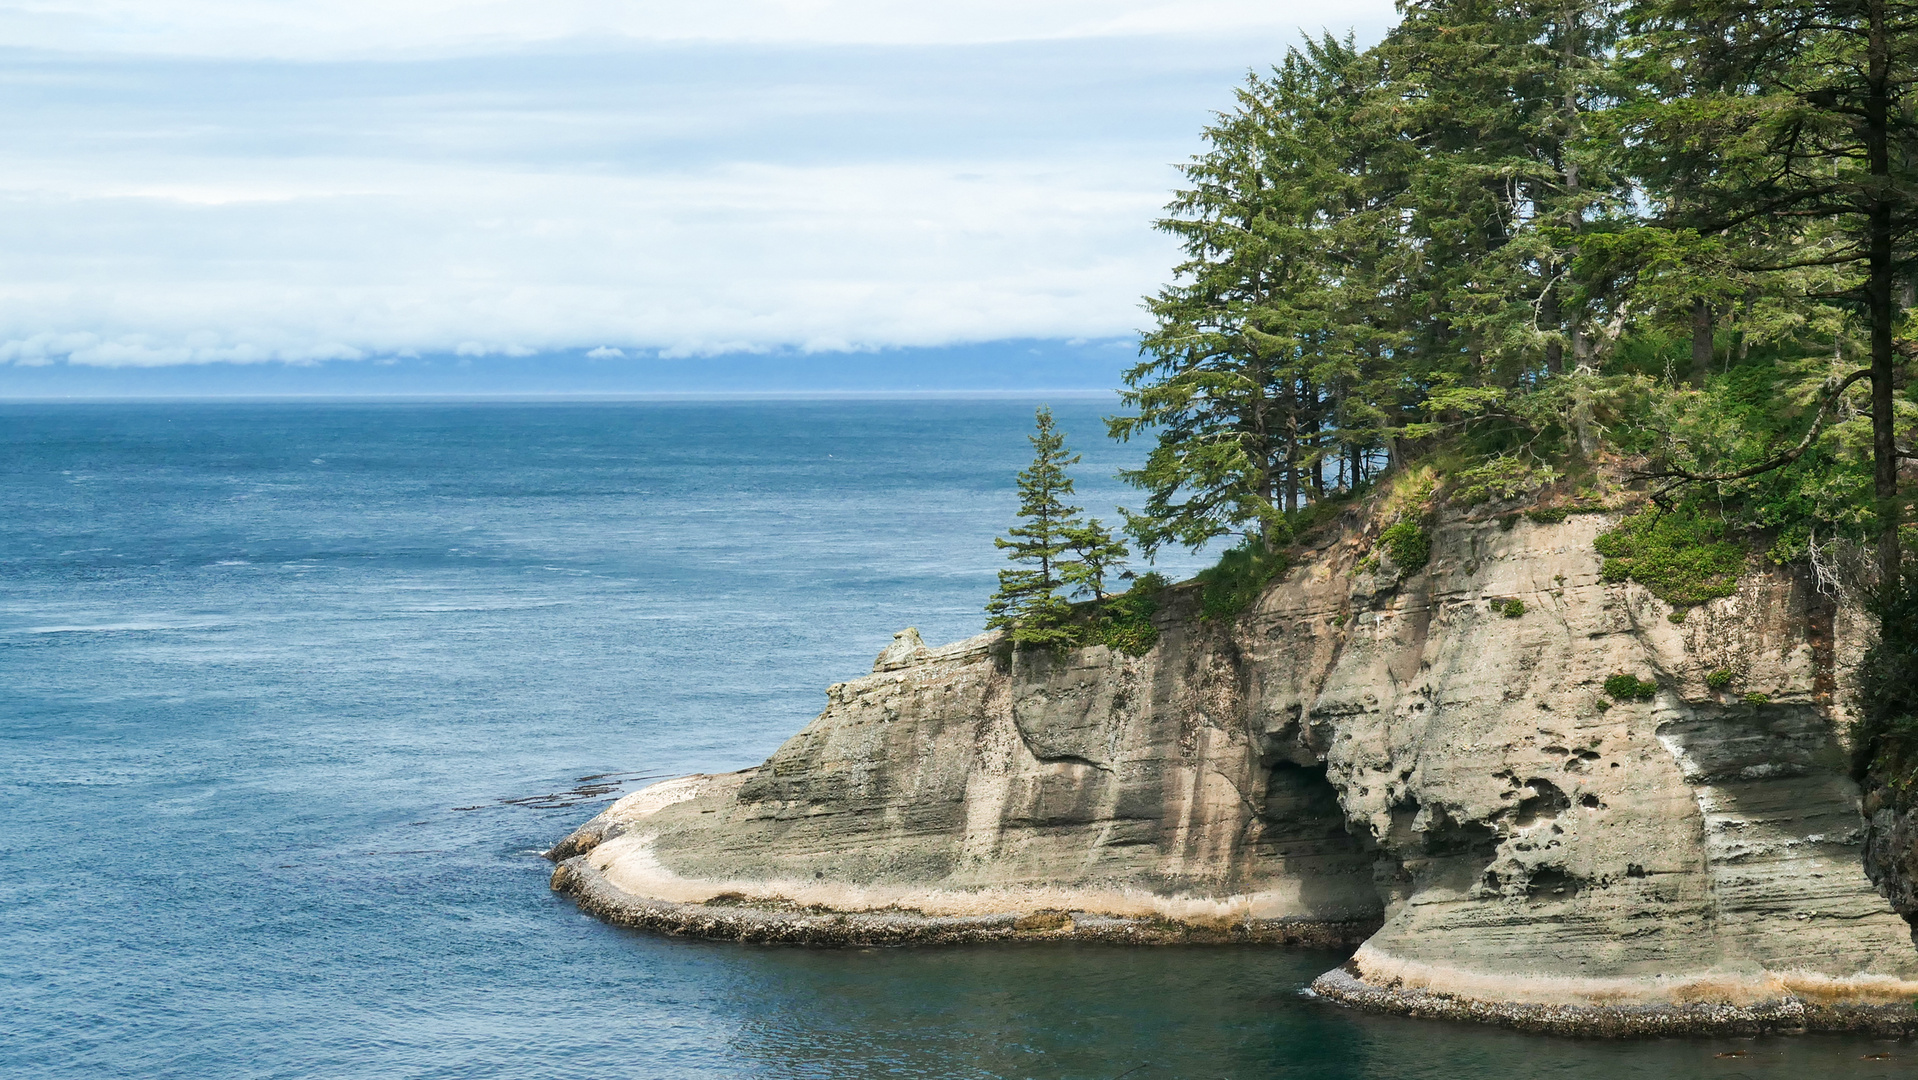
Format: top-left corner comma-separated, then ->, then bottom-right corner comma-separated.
1251,761 -> 1384,921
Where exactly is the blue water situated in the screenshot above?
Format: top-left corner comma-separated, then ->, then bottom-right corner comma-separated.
2,399 -> 1908,1079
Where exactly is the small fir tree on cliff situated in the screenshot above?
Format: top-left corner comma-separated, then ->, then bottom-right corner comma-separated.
1062,516 -> 1127,601
986,407 -> 1126,644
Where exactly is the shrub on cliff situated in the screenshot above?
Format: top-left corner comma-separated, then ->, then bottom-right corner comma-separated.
1085,574 -> 1165,656
1379,520 -> 1431,574
1603,673 -> 1658,702
1592,508 -> 1745,606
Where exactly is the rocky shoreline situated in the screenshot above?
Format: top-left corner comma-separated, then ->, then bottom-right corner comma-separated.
550,847 -> 1918,1036
1307,966 -> 1918,1038
550,855 -> 1376,948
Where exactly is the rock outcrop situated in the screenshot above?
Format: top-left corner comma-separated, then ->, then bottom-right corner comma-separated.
549,505 -> 1918,1035
1863,770 -> 1918,946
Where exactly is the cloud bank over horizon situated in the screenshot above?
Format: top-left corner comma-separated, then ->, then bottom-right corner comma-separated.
0,1 -> 1395,377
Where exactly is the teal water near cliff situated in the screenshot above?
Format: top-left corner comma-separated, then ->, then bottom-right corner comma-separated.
2,399 -> 1908,1078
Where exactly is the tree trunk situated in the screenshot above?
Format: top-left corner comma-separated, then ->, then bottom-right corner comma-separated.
1543,280 -> 1566,376
1691,298 -> 1714,383
1868,0 -> 1901,587
1548,0 -> 1583,379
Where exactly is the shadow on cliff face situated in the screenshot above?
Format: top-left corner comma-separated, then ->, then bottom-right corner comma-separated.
1255,760 -> 1387,919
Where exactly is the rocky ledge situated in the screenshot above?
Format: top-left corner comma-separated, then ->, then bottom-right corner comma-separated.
549,502 -> 1918,1036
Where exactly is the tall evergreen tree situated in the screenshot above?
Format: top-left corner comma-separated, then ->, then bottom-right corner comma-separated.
1112,36 -> 1403,559
1622,0 -> 1918,580
987,407 -> 1109,642
1377,0 -> 1629,388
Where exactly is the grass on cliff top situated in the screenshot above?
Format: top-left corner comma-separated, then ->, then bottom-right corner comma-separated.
1085,574 -> 1164,655
1007,573 -> 1166,656
1197,542 -> 1290,620
1592,507 -> 1746,606
1189,491 -> 1369,621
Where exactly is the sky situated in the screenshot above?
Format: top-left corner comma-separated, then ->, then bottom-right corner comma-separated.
0,1 -> 1397,395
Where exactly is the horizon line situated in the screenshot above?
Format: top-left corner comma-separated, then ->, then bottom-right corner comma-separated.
0,388 -> 1127,404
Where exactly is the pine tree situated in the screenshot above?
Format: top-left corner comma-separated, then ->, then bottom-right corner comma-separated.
986,407 -> 1087,643
1378,0 -> 1630,386
1062,517 -> 1128,601
1111,36 -> 1405,560
1622,0 -> 1918,581
985,408 -> 1132,645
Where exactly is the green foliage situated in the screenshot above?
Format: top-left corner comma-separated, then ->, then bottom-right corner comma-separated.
1705,668 -> 1734,689
1604,673 -> 1659,702
988,408 -> 1131,643
1110,34 -> 1409,559
1592,508 -> 1747,606
1489,597 -> 1526,618
1854,582 -> 1918,801
1380,520 -> 1431,574
1001,595 -> 1080,648
1061,517 -> 1128,601
1742,692 -> 1771,706
1131,570 -> 1170,593
1107,0 -> 1918,606
1634,361 -> 1879,561
1196,542 -> 1291,620
1082,575 -> 1165,656
1452,457 -> 1561,506
1667,609 -> 1687,624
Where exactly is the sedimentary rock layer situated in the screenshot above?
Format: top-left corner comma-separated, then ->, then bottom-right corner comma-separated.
550,506 -> 1918,1034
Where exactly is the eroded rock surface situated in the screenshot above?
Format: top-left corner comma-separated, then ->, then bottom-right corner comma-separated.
550,507 -> 1918,1034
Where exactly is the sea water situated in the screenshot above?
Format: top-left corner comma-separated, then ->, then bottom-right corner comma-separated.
1,399 -> 1906,1079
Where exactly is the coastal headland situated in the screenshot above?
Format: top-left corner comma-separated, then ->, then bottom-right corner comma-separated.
549,497 -> 1918,1036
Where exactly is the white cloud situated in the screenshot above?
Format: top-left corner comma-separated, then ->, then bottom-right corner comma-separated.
0,157 -> 1175,365
0,6 -> 1398,371
0,2 -> 1392,58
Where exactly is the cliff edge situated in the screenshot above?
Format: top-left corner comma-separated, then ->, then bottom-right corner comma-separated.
549,504 -> 1918,1035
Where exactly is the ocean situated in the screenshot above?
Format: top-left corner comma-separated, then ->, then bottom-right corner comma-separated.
1,399 -> 1905,1078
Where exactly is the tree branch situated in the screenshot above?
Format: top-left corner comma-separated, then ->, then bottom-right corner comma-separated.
1632,368 -> 1874,500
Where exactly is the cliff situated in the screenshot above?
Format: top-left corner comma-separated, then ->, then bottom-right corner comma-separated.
549,503 -> 1918,1035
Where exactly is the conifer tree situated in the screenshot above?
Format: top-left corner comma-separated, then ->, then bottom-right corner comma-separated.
1112,36 -> 1403,559
1062,516 -> 1128,601
986,407 -> 1089,643
1622,0 -> 1918,581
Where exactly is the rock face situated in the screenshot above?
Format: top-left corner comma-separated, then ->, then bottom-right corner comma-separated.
550,506 -> 1918,1035
1863,776 -> 1918,944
